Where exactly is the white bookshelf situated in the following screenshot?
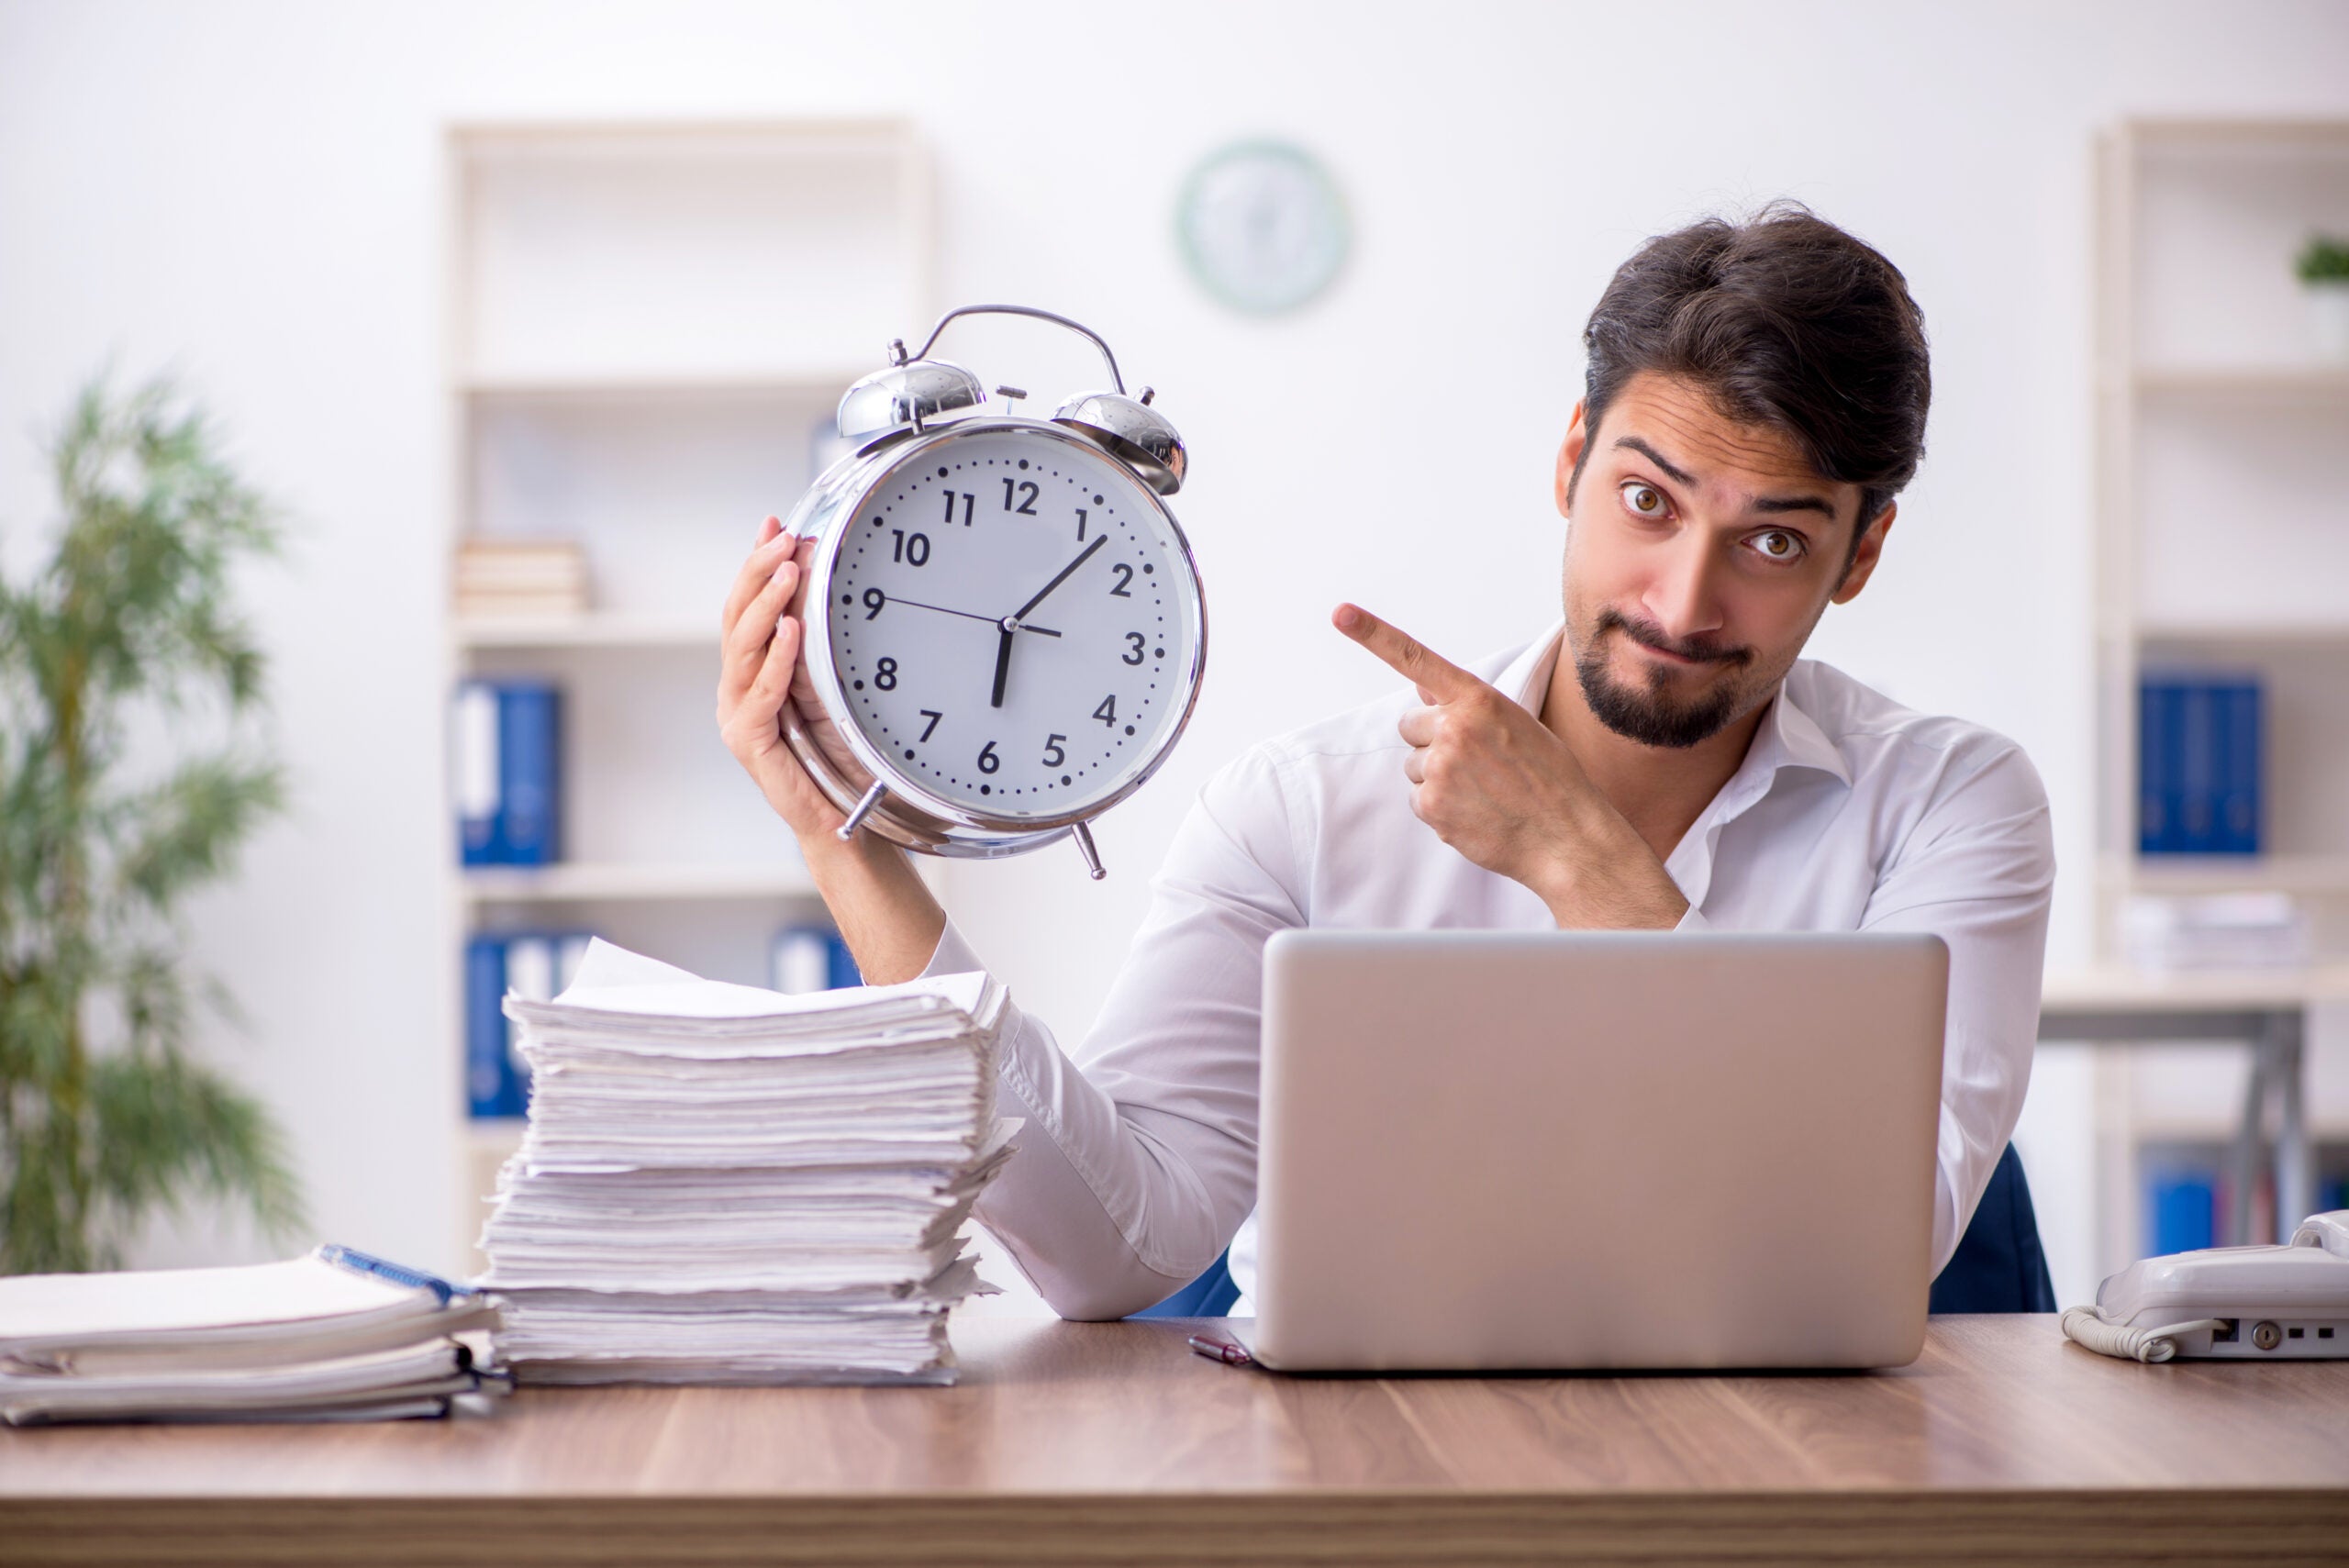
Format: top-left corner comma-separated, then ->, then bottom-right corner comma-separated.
442,120 -> 934,1262
2088,117 -> 2349,1268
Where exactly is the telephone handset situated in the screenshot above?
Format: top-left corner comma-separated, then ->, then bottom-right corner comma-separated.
2061,1209 -> 2349,1362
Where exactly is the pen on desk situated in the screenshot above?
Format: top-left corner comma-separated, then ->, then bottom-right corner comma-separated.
316,1243 -> 474,1306
1187,1333 -> 1255,1368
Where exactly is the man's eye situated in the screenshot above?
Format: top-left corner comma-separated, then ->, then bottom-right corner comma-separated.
1620,481 -> 1667,517
1750,529 -> 1805,562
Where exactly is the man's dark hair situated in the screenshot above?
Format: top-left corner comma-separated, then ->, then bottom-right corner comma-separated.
1573,201 -> 1931,558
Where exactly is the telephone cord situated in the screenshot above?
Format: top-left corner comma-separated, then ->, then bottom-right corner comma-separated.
2059,1307 -> 2231,1363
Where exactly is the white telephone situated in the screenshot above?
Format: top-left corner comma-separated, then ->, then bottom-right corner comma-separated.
2062,1210 -> 2349,1362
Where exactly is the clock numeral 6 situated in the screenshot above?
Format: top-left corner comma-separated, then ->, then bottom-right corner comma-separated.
1122,632 -> 1145,666
977,740 -> 1001,774
1041,733 -> 1067,768
874,657 -> 898,691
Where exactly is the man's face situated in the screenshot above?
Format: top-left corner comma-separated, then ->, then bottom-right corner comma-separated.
1553,371 -> 1891,750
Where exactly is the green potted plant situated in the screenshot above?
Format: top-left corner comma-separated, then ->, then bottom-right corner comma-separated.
0,376 -> 302,1273
2298,233 -> 2349,361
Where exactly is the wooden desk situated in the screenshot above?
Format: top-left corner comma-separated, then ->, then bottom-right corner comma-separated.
5,1316 -> 2344,1567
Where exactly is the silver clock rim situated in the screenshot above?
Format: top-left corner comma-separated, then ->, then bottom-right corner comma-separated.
786,417 -> 1208,853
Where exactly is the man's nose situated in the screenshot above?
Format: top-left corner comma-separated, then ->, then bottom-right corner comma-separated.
1641,534 -> 1729,644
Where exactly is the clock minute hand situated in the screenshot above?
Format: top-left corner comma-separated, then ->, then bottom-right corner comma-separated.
993,537 -> 1106,710
1008,535 -> 1108,625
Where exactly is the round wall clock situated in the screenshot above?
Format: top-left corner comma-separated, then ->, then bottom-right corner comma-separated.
1175,139 -> 1350,316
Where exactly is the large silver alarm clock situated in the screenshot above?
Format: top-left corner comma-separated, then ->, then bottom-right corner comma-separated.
777,306 -> 1207,880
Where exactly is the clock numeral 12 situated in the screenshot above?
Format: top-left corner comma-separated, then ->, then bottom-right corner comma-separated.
1001,478 -> 1039,515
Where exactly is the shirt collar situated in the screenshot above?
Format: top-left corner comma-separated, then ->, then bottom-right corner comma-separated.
1503,624 -> 1853,791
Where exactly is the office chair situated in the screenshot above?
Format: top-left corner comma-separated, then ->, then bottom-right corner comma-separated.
1133,1142 -> 2056,1318
1927,1141 -> 2058,1314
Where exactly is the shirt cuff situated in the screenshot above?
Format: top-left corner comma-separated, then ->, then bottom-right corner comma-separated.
1674,902 -> 1710,932
917,917 -> 988,981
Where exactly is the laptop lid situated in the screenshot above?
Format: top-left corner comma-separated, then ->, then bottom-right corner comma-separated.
1251,929 -> 1948,1372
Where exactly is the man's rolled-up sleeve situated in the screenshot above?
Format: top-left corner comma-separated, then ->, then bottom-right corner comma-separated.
1857,743 -> 2055,1276
929,744 -> 1307,1320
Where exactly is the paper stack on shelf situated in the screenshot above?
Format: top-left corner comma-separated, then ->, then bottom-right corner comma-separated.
0,1247 -> 505,1426
2122,893 -> 2310,971
453,537 -> 590,619
478,939 -> 1014,1385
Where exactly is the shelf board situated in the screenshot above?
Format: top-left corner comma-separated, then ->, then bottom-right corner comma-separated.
458,371 -> 863,402
455,612 -> 718,651
2132,365 -> 2349,398
2106,854 -> 2349,897
2137,619 -> 2349,645
2043,962 -> 2349,1010
2123,1118 -> 2349,1145
466,1119 -> 529,1151
461,862 -> 820,903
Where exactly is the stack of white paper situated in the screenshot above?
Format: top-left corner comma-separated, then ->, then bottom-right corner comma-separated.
478,939 -> 1013,1385
0,1251 -> 505,1425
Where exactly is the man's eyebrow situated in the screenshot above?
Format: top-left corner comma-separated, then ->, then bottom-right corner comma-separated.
1613,436 -> 1693,487
1612,435 -> 1839,520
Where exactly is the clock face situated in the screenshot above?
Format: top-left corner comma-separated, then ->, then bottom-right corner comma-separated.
820,425 -> 1202,823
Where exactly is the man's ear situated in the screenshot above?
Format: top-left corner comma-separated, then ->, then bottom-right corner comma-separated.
1553,399 -> 1588,518
1831,503 -> 1896,605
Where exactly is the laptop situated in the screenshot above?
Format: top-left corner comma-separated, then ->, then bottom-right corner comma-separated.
1245,929 -> 1949,1372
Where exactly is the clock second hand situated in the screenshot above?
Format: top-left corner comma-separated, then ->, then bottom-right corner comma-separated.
885,593 -> 1059,638
992,536 -> 1107,709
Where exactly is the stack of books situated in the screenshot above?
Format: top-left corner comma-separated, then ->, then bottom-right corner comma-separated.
0,1247 -> 505,1425
453,537 -> 590,620
477,939 -> 1014,1385
2122,893 -> 2310,971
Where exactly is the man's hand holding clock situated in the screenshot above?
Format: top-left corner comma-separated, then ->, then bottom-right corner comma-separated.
718,515 -> 946,984
1332,603 -> 1689,932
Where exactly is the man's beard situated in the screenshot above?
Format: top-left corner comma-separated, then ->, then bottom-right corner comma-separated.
1573,607 -> 1756,750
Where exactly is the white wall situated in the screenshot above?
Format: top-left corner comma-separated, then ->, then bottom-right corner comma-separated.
3,0 -> 2344,1292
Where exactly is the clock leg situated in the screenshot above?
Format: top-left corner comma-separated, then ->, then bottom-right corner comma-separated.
836,780 -> 889,841
1072,820 -> 1106,882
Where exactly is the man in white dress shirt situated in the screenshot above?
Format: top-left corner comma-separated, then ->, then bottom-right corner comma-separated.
718,204 -> 2054,1319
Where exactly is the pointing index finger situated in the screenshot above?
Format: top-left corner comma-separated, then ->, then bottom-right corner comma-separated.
1332,603 -> 1481,702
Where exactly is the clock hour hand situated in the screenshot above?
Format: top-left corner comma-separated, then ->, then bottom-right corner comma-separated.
989,539 -> 1104,710
990,625 -> 1015,709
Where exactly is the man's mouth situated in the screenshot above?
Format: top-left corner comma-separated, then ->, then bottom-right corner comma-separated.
1601,611 -> 1747,670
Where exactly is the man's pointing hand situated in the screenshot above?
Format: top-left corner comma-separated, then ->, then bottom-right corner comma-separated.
1332,603 -> 1688,931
